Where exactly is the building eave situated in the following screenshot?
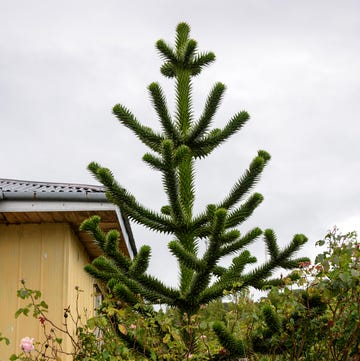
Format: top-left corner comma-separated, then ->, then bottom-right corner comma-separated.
0,178 -> 137,259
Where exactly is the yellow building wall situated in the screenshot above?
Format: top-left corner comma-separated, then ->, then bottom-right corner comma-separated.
0,223 -> 95,361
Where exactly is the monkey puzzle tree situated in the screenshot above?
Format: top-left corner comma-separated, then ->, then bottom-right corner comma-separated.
81,23 -> 309,360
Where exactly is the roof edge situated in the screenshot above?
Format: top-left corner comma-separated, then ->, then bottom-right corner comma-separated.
0,178 -> 138,256
1,191 -> 108,202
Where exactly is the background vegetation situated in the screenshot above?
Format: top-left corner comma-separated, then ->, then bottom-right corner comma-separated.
8,228 -> 359,360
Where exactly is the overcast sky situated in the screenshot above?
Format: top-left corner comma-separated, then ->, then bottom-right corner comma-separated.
1,0 -> 360,289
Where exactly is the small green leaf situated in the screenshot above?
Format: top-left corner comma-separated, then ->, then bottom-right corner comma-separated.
200,321 -> 208,330
351,269 -> 360,278
39,300 -> 48,309
15,308 -> 29,318
87,317 -> 96,329
339,272 -> 351,284
0,334 -> 10,345
17,288 -> 30,299
151,350 -> 157,361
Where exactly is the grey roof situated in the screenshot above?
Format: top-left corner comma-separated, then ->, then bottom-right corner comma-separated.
0,178 -> 104,194
0,178 -> 106,201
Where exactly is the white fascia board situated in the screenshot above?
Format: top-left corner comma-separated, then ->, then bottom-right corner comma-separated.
0,200 -> 117,213
114,207 -> 134,259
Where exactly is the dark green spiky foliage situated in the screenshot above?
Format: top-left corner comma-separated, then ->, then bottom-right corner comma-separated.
81,23 -> 309,359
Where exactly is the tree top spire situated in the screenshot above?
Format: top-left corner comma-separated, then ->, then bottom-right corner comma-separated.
156,22 -> 216,78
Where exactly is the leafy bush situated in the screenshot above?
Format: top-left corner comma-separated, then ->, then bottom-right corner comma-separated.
7,229 -> 360,360
250,228 -> 360,360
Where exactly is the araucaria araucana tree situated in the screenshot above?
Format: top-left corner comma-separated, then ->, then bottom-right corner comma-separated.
81,23 -> 309,360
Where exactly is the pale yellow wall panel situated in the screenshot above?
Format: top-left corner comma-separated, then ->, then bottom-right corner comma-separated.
0,224 -> 44,359
0,225 -> 21,359
66,228 -> 95,331
0,223 -> 79,360
40,223 -> 66,326
17,224 -> 44,350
